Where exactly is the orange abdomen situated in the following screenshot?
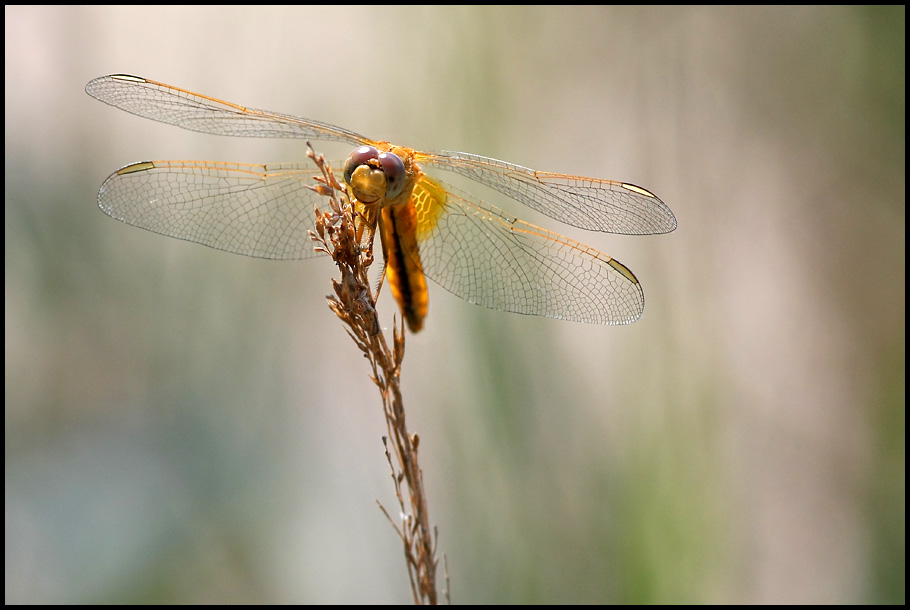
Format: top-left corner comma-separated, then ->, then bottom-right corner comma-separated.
380,202 -> 429,333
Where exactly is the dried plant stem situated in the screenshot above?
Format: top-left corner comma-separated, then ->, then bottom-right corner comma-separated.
306,144 -> 446,604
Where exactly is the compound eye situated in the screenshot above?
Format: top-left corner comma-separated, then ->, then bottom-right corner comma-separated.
378,152 -> 406,199
343,145 -> 379,185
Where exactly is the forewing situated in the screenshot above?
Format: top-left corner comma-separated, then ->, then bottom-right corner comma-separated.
86,74 -> 370,146
418,150 -> 676,235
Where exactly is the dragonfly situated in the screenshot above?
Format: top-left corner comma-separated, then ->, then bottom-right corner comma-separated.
86,74 -> 676,332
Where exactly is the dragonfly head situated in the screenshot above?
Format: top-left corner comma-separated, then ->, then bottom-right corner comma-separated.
343,145 -> 407,205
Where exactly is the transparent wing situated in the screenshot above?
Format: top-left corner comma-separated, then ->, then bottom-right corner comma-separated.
410,176 -> 645,325
86,74 -> 371,146
417,150 -> 677,235
86,75 -> 675,237
98,160 -> 330,260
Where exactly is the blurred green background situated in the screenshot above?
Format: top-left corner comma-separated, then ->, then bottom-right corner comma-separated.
5,5 -> 904,604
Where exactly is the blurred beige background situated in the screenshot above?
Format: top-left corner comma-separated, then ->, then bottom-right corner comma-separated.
5,5 -> 904,604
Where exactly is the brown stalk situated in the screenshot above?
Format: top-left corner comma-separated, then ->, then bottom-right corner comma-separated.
306,144 -> 448,604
